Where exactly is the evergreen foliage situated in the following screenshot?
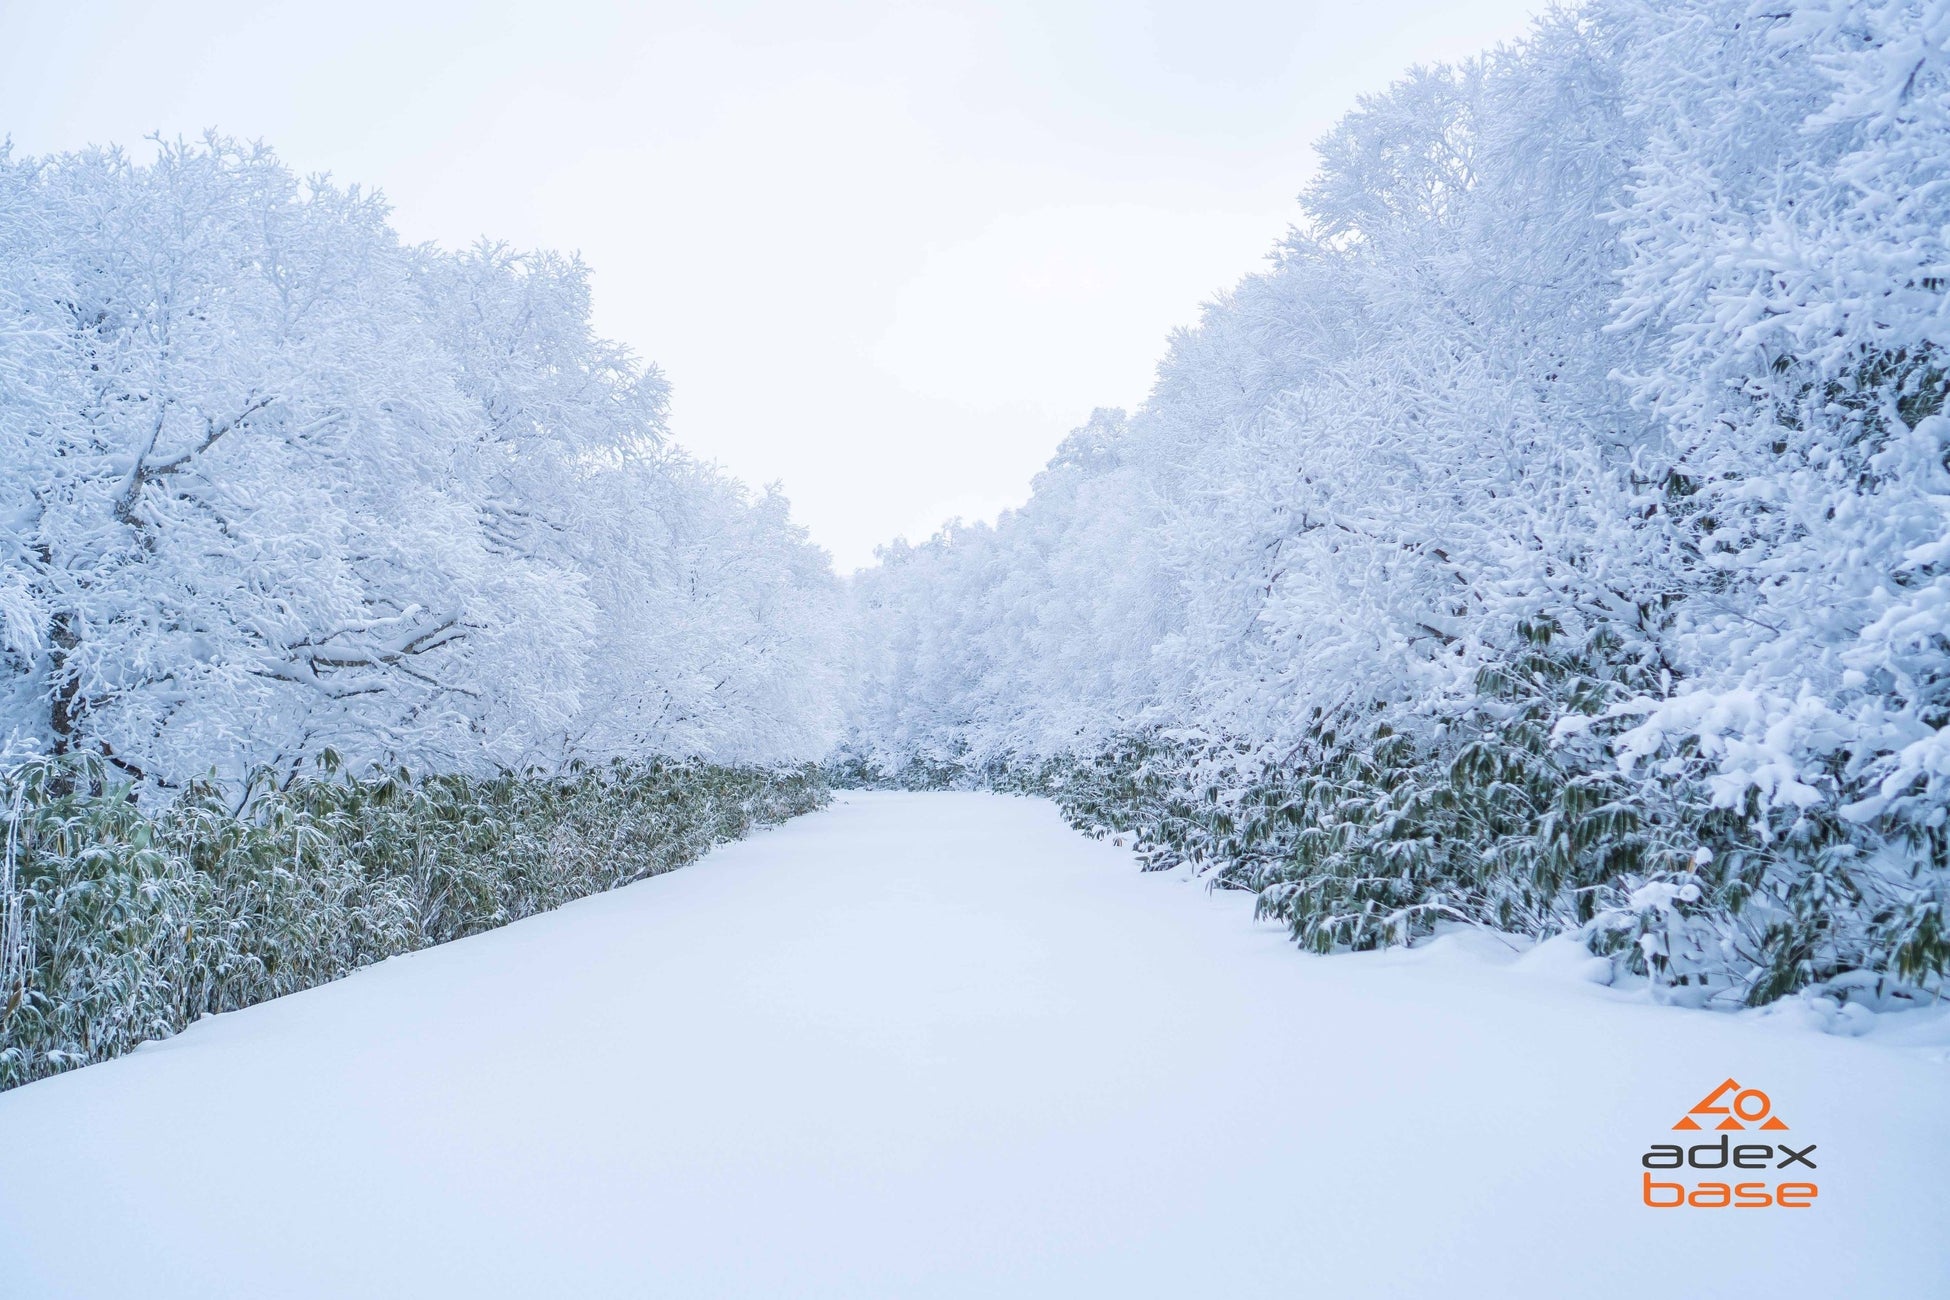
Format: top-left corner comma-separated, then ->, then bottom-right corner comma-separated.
0,753 -> 826,1089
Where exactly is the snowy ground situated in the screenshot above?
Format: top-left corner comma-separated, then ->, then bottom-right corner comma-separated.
1,792 -> 1944,1298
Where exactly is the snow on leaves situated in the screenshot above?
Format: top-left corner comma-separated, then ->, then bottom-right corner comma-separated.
842,0 -> 1950,1007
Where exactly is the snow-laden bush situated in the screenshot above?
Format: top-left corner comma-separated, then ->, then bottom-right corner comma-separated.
841,0 -> 1950,1009
0,753 -> 826,1089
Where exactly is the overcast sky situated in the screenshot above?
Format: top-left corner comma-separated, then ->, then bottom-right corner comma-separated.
2,0 -> 1544,568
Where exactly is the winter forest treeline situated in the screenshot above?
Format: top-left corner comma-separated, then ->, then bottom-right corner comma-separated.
0,137 -> 841,1085
4,0 -> 1948,1086
841,0 -> 1950,1010
0,138 -> 841,780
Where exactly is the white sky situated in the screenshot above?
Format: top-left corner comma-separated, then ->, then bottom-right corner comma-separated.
1,0 -> 1545,569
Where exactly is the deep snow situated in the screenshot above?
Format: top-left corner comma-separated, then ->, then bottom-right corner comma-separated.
0,792 -> 1943,1298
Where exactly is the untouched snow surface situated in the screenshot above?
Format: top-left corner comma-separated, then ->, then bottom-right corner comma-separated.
1,792 -> 1944,1298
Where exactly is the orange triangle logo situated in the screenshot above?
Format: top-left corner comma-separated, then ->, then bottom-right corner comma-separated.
1671,1077 -> 1788,1132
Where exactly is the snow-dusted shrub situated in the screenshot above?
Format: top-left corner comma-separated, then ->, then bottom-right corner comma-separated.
841,0 -> 1950,1008
0,753 -> 826,1089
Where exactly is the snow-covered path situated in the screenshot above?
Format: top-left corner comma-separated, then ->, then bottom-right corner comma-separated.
1,792 -> 1943,1298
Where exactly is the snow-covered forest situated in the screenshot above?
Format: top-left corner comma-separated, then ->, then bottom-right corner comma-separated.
5,4 -> 1948,1292
5,0 -> 1948,1093
0,137 -> 843,781
0,137 -> 842,1086
841,0 -> 1950,1010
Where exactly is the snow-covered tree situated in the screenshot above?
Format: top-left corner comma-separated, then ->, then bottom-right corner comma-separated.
0,135 -> 845,1088
0,136 -> 842,787
841,0 -> 1949,1007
